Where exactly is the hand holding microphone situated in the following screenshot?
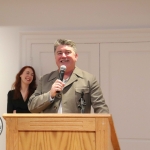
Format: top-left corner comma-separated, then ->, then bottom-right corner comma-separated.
50,65 -> 66,98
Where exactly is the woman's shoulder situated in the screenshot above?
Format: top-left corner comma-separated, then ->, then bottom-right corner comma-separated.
8,89 -> 15,95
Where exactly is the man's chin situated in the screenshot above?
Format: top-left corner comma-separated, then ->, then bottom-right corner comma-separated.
59,63 -> 68,67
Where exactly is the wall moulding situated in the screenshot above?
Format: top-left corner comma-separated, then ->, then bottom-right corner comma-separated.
20,28 -> 150,66
20,28 -> 150,44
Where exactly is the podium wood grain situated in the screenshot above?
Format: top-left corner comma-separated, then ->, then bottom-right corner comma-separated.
3,114 -> 120,150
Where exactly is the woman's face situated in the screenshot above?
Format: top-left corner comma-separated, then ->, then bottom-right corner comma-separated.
20,68 -> 34,85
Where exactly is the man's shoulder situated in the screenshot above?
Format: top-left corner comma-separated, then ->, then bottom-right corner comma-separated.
75,67 -> 94,78
41,70 -> 58,81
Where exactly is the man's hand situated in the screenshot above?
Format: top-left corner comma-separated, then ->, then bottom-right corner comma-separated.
50,79 -> 65,98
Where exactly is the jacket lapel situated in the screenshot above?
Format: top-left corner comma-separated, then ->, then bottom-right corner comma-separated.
48,70 -> 59,83
64,67 -> 84,87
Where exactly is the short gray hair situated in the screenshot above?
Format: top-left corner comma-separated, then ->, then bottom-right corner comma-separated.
54,39 -> 77,53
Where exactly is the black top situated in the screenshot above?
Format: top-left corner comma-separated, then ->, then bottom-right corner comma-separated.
7,90 -> 31,113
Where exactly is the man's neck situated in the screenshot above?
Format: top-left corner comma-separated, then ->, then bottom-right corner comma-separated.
64,71 -> 73,79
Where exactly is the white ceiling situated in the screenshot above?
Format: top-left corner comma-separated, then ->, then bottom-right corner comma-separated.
0,0 -> 150,30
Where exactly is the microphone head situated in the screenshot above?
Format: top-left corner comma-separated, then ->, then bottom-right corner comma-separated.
60,65 -> 66,71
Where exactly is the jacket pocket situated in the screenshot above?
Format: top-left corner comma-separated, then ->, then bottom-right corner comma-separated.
75,88 -> 90,105
75,87 -> 89,94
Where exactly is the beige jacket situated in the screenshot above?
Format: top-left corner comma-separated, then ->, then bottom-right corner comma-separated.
28,67 -> 109,113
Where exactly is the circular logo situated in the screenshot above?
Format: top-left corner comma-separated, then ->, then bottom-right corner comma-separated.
0,117 -> 3,135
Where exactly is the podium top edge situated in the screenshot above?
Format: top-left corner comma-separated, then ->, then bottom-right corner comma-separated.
2,113 -> 111,119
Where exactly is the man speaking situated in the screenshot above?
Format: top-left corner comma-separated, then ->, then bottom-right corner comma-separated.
28,39 -> 109,113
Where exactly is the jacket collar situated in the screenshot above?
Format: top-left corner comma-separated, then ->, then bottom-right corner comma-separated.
47,66 -> 84,87
65,66 -> 84,87
48,70 -> 59,82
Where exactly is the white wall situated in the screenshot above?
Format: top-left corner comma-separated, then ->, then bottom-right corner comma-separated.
0,27 -> 20,150
1,0 -> 150,150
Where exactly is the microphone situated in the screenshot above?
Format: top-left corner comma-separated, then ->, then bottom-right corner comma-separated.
59,65 -> 66,81
78,92 -> 86,113
56,65 -> 66,93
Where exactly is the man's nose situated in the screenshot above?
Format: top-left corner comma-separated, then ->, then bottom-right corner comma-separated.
62,52 -> 67,57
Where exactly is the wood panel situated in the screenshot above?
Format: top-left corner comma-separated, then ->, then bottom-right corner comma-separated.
6,118 -> 18,150
19,131 -> 95,150
18,118 -> 95,131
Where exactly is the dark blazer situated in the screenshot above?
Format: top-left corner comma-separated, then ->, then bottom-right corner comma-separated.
28,67 -> 109,113
7,90 -> 31,113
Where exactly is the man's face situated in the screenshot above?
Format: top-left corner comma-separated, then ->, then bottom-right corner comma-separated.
55,45 -> 78,72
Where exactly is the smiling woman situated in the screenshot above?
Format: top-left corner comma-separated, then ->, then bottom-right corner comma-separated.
7,66 -> 37,113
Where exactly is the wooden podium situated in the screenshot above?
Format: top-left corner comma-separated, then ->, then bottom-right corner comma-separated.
3,114 -> 120,150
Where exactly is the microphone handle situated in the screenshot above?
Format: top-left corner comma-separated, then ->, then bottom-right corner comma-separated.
56,70 -> 65,93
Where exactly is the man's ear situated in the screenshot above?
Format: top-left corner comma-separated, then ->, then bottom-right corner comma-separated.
75,53 -> 78,60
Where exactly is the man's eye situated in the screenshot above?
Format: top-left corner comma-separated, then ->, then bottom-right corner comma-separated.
57,52 -> 62,55
66,51 -> 71,55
